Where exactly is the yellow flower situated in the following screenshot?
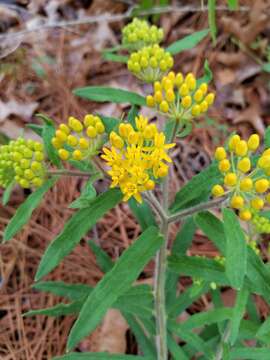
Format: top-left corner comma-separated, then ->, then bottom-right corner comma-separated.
52,114 -> 105,162
145,71 -> 215,121
211,133 -> 270,222
101,115 -> 174,203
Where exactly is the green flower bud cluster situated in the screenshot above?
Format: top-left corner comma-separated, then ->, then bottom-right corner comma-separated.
127,45 -> 173,83
252,213 -> 270,234
122,18 -> 164,51
0,138 -> 46,189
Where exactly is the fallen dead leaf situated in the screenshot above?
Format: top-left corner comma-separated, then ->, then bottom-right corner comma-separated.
0,100 -> 38,122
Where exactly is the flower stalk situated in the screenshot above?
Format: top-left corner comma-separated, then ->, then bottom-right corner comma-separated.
154,177 -> 170,360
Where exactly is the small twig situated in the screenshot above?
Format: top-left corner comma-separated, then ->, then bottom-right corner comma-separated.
168,195 -> 228,223
0,5 -> 249,42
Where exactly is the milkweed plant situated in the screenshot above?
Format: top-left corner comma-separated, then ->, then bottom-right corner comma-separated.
2,18 -> 270,360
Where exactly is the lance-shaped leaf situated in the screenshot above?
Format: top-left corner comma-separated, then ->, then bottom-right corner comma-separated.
73,86 -> 146,106
37,113 -> 62,167
223,208 -> 247,290
67,226 -> 163,351
166,29 -> 209,55
4,177 -> 58,242
170,163 -> 221,213
196,211 -> 270,300
168,254 -> 229,285
35,189 -> 122,281
229,285 -> 249,345
230,347 -> 270,359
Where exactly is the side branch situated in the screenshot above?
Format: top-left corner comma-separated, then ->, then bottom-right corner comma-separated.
168,195 -> 228,223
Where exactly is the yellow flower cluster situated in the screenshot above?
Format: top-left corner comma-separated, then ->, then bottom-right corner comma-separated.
146,72 -> 215,119
212,133 -> 270,221
127,45 -> 174,83
0,138 -> 46,189
52,114 -> 105,161
252,214 -> 270,234
101,115 -> 175,203
122,18 -> 164,51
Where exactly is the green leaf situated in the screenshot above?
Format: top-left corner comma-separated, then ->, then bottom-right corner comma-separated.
256,316 -> 270,338
30,283 -> 153,319
231,347 -> 270,359
68,159 -> 95,173
168,335 -> 189,360
24,301 -> 82,317
208,0 -> 217,43
3,177 -> 58,242
176,123 -> 193,138
264,126 -> 270,148
170,163 -> 221,213
197,60 -> 213,85
67,226 -> 163,351
169,322 -> 213,358
99,115 -> 119,133
166,218 -> 196,307
182,308 -> 233,330
229,285 -> 249,345
128,198 -> 156,230
196,212 -> 270,300
39,114 -> 62,167
168,283 -> 209,318
88,240 -> 114,273
246,294 -> 260,324
223,208 -> 247,289
195,211 -> 226,253
227,0 -> 238,10
35,113 -> 54,126
172,217 -> 196,256
73,86 -> 146,106
35,189 -> 122,281
102,52 -> 128,63
32,281 -> 92,301
166,29 -> 209,55
58,352 -> 149,360
168,255 -> 229,285
262,63 -> 270,73
127,105 -> 139,128
2,180 -> 15,205
69,180 -> 97,209
123,313 -> 156,359
26,123 -> 43,137
164,118 -> 176,142
33,279 -> 153,318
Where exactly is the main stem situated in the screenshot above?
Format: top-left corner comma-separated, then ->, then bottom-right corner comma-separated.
154,176 -> 169,360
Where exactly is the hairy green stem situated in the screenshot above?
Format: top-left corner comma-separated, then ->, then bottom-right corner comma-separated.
154,178 -> 170,360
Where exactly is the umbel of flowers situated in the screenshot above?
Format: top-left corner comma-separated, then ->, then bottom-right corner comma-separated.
212,133 -> 270,221
52,114 -> 105,161
145,71 -> 215,120
127,45 -> 174,83
0,138 -> 46,189
101,115 -> 175,203
122,18 -> 164,51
